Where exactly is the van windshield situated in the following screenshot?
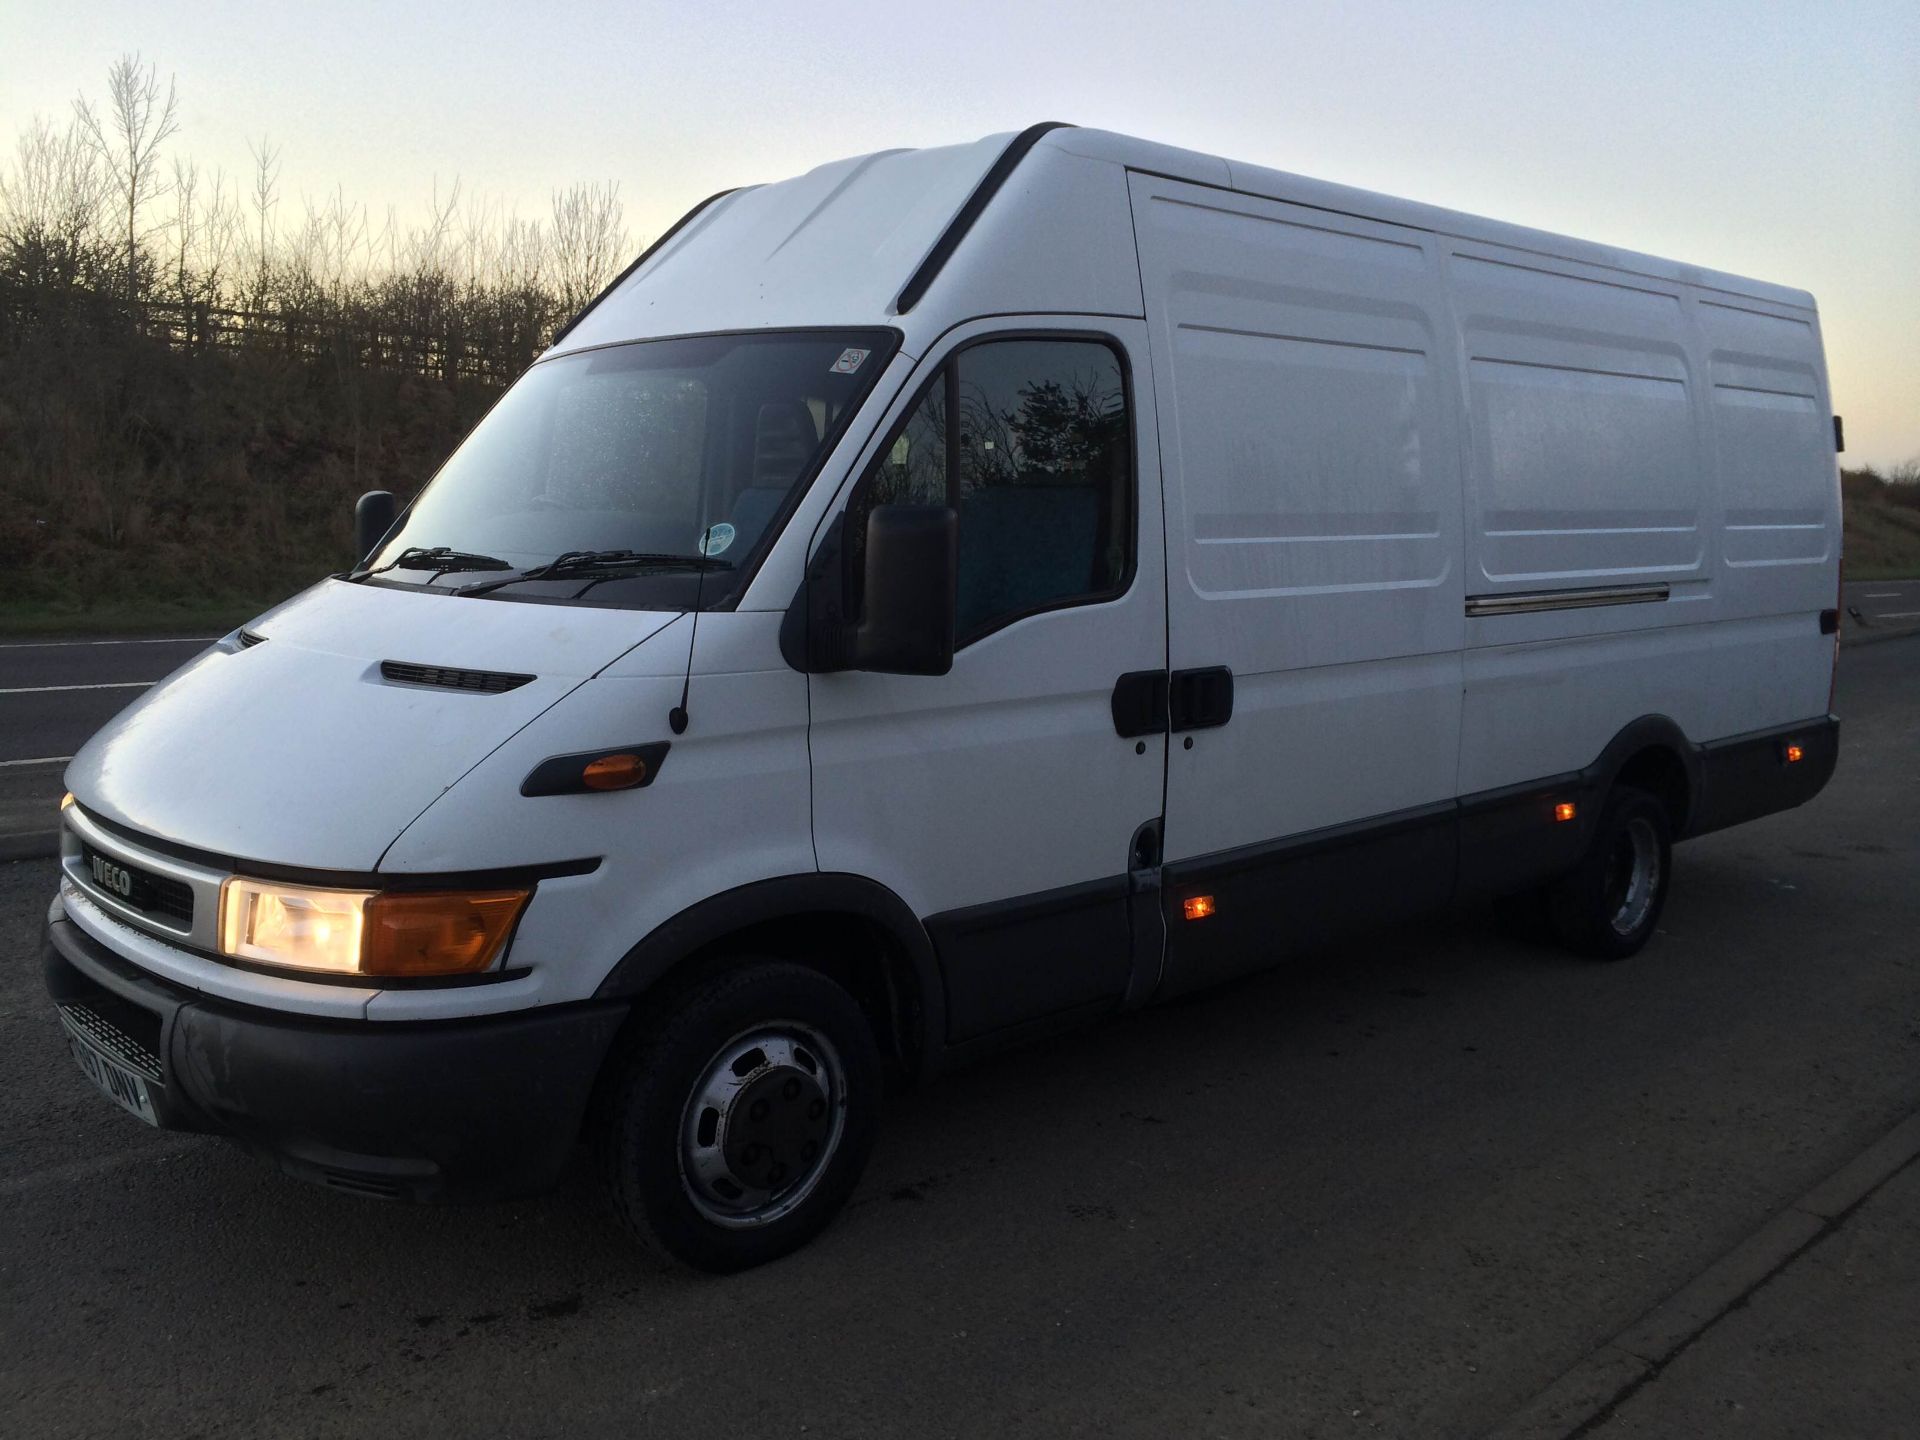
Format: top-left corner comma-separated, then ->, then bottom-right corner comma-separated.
366,329 -> 898,609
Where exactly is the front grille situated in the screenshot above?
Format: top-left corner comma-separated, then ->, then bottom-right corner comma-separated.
59,1002 -> 163,1081
379,660 -> 534,694
78,841 -> 194,928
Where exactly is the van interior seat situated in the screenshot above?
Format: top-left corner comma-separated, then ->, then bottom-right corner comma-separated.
732,402 -> 821,549
957,485 -> 1099,635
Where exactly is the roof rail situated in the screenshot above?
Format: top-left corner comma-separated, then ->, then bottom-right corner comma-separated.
549,187 -> 742,346
892,121 -> 1075,316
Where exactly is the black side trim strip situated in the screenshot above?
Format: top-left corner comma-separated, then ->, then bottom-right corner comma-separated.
549,187 -> 742,345
892,122 -> 1074,315
924,873 -> 1131,1044
1162,797 -> 1458,887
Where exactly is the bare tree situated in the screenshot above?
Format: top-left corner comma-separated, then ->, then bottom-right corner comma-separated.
197,168 -> 241,303
0,116 -> 110,287
549,181 -> 629,320
72,53 -> 181,294
248,135 -> 280,309
167,156 -> 198,297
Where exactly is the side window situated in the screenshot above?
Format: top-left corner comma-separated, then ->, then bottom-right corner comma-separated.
847,337 -> 1131,643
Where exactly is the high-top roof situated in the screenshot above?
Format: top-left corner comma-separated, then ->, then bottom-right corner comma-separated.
548,125 -> 1815,359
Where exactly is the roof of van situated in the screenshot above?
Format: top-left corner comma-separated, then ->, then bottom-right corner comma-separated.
548,125 -> 1816,359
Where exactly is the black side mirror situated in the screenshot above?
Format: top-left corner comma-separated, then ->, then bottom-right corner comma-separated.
850,505 -> 958,675
781,505 -> 957,675
354,490 -> 397,566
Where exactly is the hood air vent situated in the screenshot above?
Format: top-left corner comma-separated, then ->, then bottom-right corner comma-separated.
379,660 -> 535,694
235,629 -> 266,649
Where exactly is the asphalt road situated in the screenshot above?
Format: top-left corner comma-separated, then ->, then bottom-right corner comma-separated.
2,636 -> 1916,1438
0,635 -> 216,848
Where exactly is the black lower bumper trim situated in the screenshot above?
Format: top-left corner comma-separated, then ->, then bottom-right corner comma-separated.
42,908 -> 628,1202
1688,714 -> 1840,838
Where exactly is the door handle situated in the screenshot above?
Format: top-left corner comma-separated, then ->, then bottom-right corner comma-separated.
1111,669 -> 1169,738
1169,666 -> 1233,731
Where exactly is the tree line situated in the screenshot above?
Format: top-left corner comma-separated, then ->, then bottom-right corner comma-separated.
0,54 -> 639,629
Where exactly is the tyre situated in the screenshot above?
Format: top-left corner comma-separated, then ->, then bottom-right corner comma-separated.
595,960 -> 882,1272
1547,786 -> 1673,960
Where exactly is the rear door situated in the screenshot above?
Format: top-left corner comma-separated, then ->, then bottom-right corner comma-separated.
808,319 -> 1169,1044
1128,173 -> 1466,996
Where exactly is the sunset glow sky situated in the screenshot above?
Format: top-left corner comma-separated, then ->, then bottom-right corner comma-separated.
5,0 -> 1915,466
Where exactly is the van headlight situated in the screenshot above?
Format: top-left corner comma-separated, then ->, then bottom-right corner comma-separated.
218,878 -> 530,977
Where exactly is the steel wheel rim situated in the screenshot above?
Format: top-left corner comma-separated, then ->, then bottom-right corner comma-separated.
1605,815 -> 1662,936
678,1023 -> 848,1230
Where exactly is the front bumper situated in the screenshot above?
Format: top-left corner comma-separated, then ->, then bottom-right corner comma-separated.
42,901 -> 628,1202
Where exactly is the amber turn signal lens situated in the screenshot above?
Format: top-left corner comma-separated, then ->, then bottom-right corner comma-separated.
1183,895 -> 1217,921
1784,743 -> 1804,764
1554,802 -> 1577,823
361,889 -> 530,976
581,753 -> 648,791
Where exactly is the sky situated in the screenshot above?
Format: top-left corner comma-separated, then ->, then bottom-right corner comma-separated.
4,0 -> 1916,467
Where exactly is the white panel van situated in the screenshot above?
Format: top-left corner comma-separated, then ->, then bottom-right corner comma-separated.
42,125 -> 1842,1270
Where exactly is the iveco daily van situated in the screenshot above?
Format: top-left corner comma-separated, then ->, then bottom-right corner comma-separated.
43,125 -> 1842,1271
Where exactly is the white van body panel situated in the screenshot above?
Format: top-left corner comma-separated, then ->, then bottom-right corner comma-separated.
1130,172 -> 1467,864
377,610 -> 814,1011
805,316 -> 1168,919
551,139 -> 1143,361
62,580 -> 677,870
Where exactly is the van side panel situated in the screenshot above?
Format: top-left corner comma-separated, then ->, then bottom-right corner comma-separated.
1448,236 -> 1838,802
1130,175 -> 1465,993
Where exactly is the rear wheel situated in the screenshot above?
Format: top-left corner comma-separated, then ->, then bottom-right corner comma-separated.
595,961 -> 882,1272
1548,786 -> 1672,960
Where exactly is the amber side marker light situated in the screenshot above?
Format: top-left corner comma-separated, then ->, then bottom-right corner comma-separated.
1784,743 -> 1805,764
1183,895 -> 1217,922
1554,802 -> 1577,823
581,752 -> 649,791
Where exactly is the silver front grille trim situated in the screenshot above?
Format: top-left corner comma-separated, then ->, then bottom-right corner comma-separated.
61,805 -> 227,955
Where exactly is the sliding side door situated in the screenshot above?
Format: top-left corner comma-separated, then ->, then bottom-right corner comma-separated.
1129,173 -> 1466,997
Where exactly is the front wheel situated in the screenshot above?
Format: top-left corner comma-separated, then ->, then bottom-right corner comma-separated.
1548,786 -> 1673,960
595,961 -> 882,1272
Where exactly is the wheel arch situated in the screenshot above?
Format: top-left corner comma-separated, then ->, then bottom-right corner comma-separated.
1585,714 -> 1700,836
593,872 -> 945,1086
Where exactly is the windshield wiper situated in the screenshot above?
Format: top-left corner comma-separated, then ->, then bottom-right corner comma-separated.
353,546 -> 514,582
458,549 -> 733,597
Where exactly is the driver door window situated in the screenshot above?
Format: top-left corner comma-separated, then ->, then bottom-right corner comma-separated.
847,337 -> 1133,644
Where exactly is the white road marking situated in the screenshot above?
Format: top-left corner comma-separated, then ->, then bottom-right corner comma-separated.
0,637 -> 215,649
1862,591 -> 1905,598
0,682 -> 152,695
0,755 -> 73,768
1875,610 -> 1920,619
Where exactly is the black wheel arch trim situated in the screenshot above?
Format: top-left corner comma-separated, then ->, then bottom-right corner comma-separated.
592,872 -> 946,1075
1579,713 -> 1703,833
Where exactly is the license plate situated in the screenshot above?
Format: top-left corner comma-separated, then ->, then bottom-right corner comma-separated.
61,1020 -> 159,1126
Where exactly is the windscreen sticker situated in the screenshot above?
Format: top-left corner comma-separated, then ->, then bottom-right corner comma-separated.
702,522 -> 737,557
830,347 -> 871,375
